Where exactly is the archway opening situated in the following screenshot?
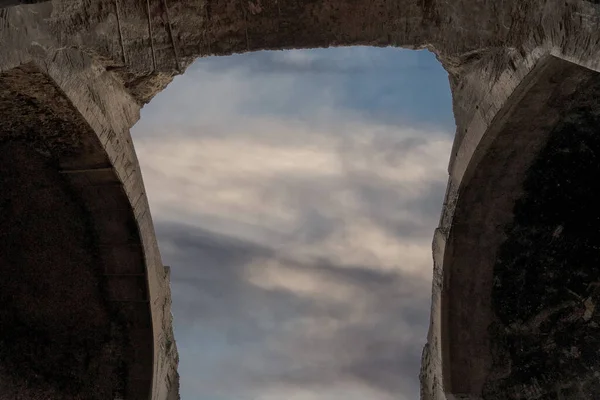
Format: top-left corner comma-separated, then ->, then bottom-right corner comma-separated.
131,46 -> 454,400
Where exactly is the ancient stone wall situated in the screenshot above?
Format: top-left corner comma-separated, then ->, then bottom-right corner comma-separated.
2,0 -> 600,399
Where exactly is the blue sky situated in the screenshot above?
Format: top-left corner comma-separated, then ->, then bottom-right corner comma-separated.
131,46 -> 454,400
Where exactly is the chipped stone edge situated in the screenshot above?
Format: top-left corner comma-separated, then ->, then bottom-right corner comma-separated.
22,46 -> 179,400
421,4 -> 600,399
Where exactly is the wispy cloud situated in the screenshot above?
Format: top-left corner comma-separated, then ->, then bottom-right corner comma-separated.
132,47 -> 453,400
155,223 -> 431,400
138,47 -> 454,133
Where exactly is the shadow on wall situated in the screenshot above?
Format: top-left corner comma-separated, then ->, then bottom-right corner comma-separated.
0,64 -> 154,400
443,57 -> 600,400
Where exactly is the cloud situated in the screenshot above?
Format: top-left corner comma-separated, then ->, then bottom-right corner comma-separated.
137,47 -> 454,134
131,47 -> 453,400
155,222 -> 431,400
135,111 -> 451,275
191,47 -> 437,76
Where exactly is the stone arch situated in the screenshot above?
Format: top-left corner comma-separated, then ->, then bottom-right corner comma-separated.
0,61 -> 177,399
436,55 -> 600,399
2,0 -> 600,399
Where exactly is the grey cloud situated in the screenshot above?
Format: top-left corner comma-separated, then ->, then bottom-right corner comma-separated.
374,136 -> 431,162
192,48 -> 436,76
155,221 -> 431,399
135,48 -> 453,142
209,166 -> 442,246
156,221 -> 323,333
132,46 -> 454,400
404,180 -> 448,221
350,178 -> 438,238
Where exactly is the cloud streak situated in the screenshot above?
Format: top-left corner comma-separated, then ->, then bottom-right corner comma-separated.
132,47 -> 454,400
156,222 -> 432,400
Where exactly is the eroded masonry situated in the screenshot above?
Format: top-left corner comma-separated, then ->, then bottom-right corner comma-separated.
1,0 -> 600,399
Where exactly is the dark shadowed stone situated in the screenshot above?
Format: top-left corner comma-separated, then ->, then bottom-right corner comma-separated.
485,66 -> 600,400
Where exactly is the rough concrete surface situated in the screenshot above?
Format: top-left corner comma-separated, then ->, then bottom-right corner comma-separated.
1,0 -> 600,399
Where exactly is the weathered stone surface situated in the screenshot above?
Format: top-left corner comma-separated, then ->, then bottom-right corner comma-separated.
485,65 -> 600,400
2,1 -> 600,399
438,57 -> 600,400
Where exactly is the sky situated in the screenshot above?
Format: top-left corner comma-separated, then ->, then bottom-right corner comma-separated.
131,46 -> 454,400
